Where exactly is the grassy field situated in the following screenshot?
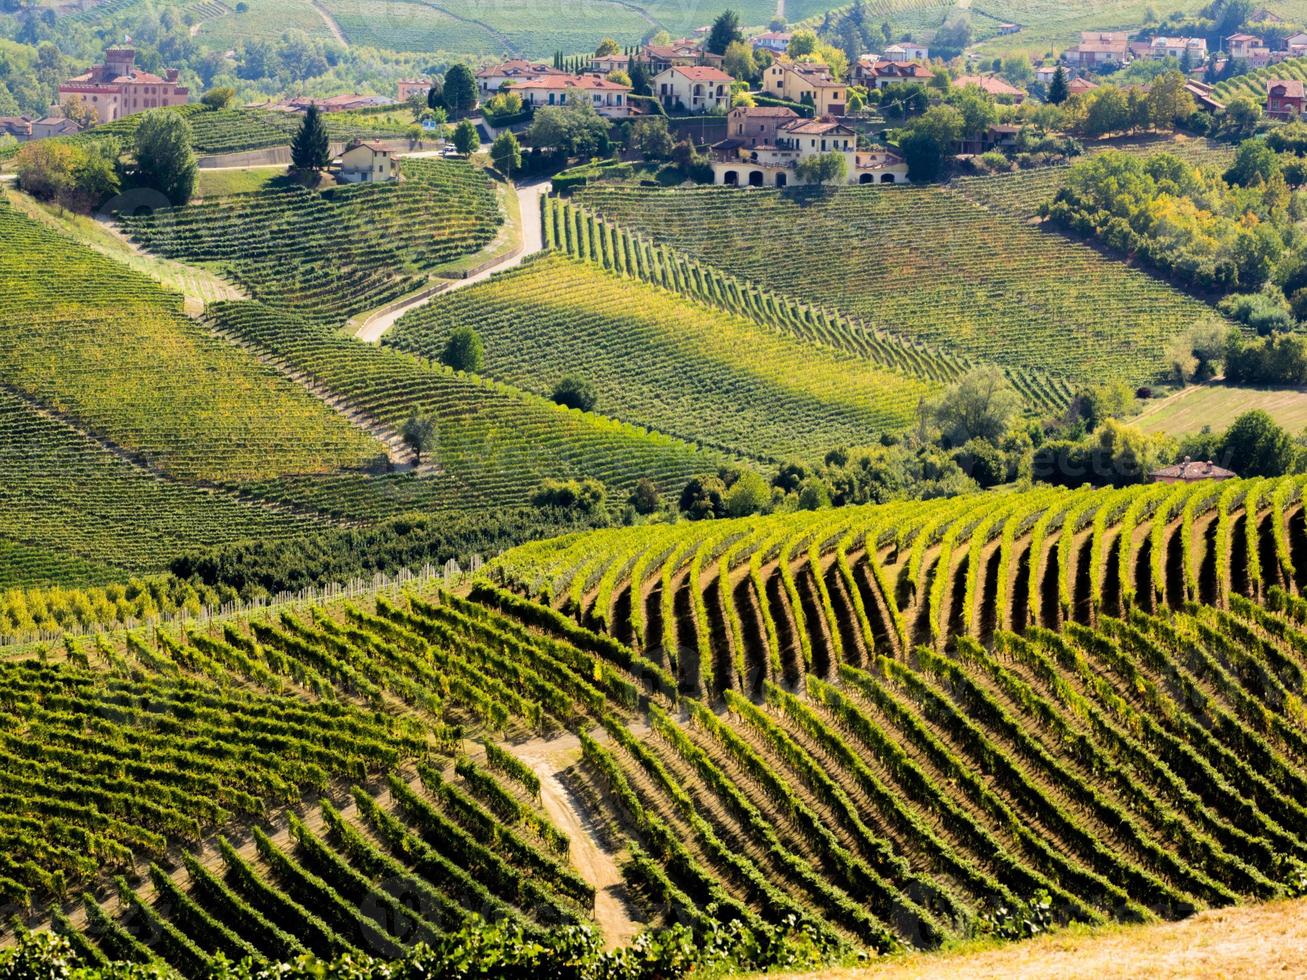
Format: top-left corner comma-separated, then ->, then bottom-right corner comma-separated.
195,166 -> 293,199
1132,383 -> 1307,438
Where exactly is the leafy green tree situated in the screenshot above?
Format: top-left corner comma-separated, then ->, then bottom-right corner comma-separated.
626,116 -> 674,160
1048,65 -> 1069,105
201,86 -> 235,110
490,131 -> 522,176
1220,410 -> 1295,476
442,63 -> 478,117
722,40 -> 757,81
680,475 -> 727,519
595,37 -> 621,56
795,151 -> 848,185
723,468 -> 770,516
629,59 -> 651,96
532,478 -> 608,515
133,109 -> 197,204
441,325 -> 483,372
290,104 -> 330,172
527,103 -> 610,157
552,376 -> 597,411
1082,86 -> 1130,136
452,118 -> 479,155
628,477 -> 661,515
1145,70 -> 1195,129
898,104 -> 963,182
930,366 -> 1021,447
1225,138 -> 1279,187
402,412 -> 437,466
426,79 -> 444,110
706,9 -> 743,55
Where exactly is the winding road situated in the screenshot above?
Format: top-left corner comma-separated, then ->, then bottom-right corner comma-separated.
354,178 -> 546,343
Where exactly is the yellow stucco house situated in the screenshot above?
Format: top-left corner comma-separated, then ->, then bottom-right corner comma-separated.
762,61 -> 846,116
338,140 -> 397,183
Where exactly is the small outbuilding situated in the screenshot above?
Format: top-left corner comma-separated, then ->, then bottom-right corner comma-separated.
1150,457 -> 1236,484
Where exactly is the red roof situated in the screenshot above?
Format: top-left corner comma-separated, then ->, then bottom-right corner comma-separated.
730,105 -> 798,117
781,116 -> 852,135
662,65 -> 733,82
954,74 -> 1025,96
476,60 -> 565,78
511,75 -> 631,91
1270,79 -> 1306,99
1151,458 -> 1236,482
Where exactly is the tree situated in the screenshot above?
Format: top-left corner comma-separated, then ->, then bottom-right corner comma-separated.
532,478 -> 608,515
795,151 -> 848,185
527,102 -> 610,157
452,118 -> 479,156
201,86 -> 236,110
1222,94 -> 1262,137
441,325 -> 483,372
680,475 -> 727,519
1082,86 -> 1130,136
626,116 -> 674,159
426,80 -> 444,110
1220,410 -> 1294,476
595,37 -> 621,56
629,478 -> 661,515
60,94 -> 97,128
1166,318 -> 1229,382
552,376 -> 597,411
788,29 -> 819,58
15,138 -> 119,212
722,40 -> 756,81
442,63 -> 478,117
402,413 -> 437,466
133,110 -> 197,204
1048,65 -> 1069,105
1225,138 -> 1279,187
490,131 -> 522,176
290,104 -> 330,172
629,59 -> 651,97
930,366 -> 1021,446
1144,70 -> 1195,129
706,9 -> 743,55
898,104 -> 962,182
723,468 -> 770,516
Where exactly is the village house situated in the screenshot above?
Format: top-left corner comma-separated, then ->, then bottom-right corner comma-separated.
1185,79 -> 1225,112
882,42 -> 928,62
723,104 -> 798,146
653,65 -> 734,113
953,74 -> 1026,102
1065,31 -> 1129,67
1034,64 -> 1059,85
397,79 -> 432,102
476,60 -> 567,95
508,75 -> 632,118
1268,78 -> 1305,119
30,115 -> 82,139
1286,32 -> 1307,57
1067,76 -> 1100,96
0,116 -> 31,141
1226,33 -> 1271,66
643,39 -> 721,74
58,47 -> 188,124
764,61 -> 846,114
1148,36 -> 1208,62
588,52 -> 631,75
751,31 -> 792,53
856,57 -> 932,88
711,114 -> 907,186
336,140 -> 396,183
958,122 -> 1020,156
1151,457 -> 1235,484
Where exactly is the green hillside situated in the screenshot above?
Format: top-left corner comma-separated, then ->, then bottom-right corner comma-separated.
575,184 -> 1226,386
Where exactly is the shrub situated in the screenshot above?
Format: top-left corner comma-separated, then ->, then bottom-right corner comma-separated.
531,478 -> 608,515
552,375 -> 597,412
441,326 -> 483,373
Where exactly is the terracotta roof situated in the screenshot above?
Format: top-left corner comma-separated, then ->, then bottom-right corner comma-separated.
862,59 -> 932,78
1067,77 -> 1099,93
1270,79 -> 1306,99
954,74 -> 1025,96
753,31 -> 792,42
477,60 -> 563,77
510,75 -> 631,91
1151,458 -> 1236,481
1226,33 -> 1260,42
730,105 -> 799,117
781,116 -> 852,135
346,139 -> 392,153
661,65 -> 733,81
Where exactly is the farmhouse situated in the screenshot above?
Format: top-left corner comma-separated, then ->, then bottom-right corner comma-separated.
0,116 -> 30,141
711,115 -> 907,186
58,47 -> 188,124
1151,457 -> 1236,484
1226,33 -> 1271,66
1148,36 -> 1208,61
337,140 -> 396,183
508,75 -> 632,118
856,57 -> 932,88
1065,31 -> 1129,67
30,115 -> 81,139
653,66 -> 733,113
763,61 -> 846,115
724,105 -> 799,147
476,60 -> 566,95
277,93 -> 394,113
882,42 -> 928,62
396,79 -> 432,102
1067,76 -> 1100,96
643,39 -> 721,74
752,31 -> 792,53
1287,32 -> 1307,56
589,52 -> 631,75
1268,79 -> 1306,119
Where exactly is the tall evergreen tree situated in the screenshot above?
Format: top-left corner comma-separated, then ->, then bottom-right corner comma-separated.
442,64 -> 478,117
706,9 -> 743,55
1048,65 -> 1069,105
290,104 -> 330,171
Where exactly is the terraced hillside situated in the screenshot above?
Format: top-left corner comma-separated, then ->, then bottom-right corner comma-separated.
574,183 -> 1230,385
12,477 -> 1307,972
120,158 -> 501,327
1214,55 -> 1307,101
384,252 -> 942,462
207,300 -> 727,518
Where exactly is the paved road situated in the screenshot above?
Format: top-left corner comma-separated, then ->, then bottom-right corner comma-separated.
354,179 -> 547,343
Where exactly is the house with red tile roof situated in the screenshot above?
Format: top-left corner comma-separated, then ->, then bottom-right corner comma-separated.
653,65 -> 734,113
711,115 -> 907,186
476,60 -> 567,95
724,105 -> 799,146
507,75 -> 632,118
58,47 -> 188,124
1268,78 -> 1306,119
337,139 -> 396,183
763,60 -> 847,115
1065,31 -> 1129,67
856,57 -> 932,89
953,74 -> 1027,102
1151,457 -> 1235,483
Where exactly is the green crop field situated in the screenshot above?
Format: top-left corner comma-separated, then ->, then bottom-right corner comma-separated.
1214,55 -> 1307,101
121,158 -> 502,327
0,197 -> 382,484
385,253 -> 941,463
576,183 -> 1225,386
1132,384 -> 1307,438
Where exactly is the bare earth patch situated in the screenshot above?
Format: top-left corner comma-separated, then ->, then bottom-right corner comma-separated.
756,899 -> 1307,979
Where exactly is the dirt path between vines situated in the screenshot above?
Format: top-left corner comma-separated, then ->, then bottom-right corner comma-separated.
510,732 -> 642,949
354,179 -> 546,343
309,0 -> 349,47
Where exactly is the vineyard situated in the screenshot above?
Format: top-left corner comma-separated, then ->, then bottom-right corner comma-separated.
1213,55 -> 1307,101
205,300 -> 726,517
0,197 -> 383,484
384,252 -> 941,462
9,475 -> 1307,970
120,158 -> 502,327
574,183 -> 1225,385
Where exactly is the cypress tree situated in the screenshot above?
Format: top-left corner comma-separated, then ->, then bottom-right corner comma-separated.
291,104 -> 330,171
1048,65 -> 1069,105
